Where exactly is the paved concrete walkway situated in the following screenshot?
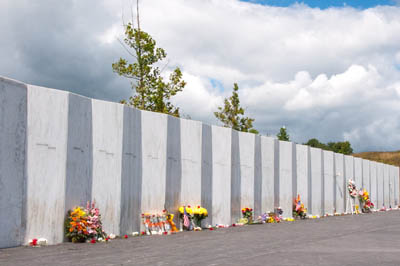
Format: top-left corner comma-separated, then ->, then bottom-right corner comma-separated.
1,211 -> 400,266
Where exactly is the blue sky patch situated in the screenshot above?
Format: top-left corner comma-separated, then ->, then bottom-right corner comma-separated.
240,0 -> 398,9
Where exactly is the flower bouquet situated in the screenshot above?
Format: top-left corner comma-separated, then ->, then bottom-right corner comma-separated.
141,213 -> 152,235
65,207 -> 89,243
348,179 -> 358,198
267,212 -> 281,223
241,207 -> 253,224
293,194 -> 307,219
85,201 -> 107,241
358,189 -> 374,213
65,202 -> 107,243
193,205 -> 208,228
179,205 -> 194,230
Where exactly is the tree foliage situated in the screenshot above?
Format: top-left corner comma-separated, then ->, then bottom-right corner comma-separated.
112,0 -> 185,117
214,83 -> 258,134
277,126 -> 290,141
304,138 -> 353,155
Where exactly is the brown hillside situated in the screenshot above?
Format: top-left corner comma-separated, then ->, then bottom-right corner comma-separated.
353,151 -> 400,167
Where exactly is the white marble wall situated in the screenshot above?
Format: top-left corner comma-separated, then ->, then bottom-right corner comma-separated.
211,126 -> 232,225
296,144 -> 310,212
238,132 -> 255,220
121,106 -> 142,233
91,100 -> 124,235
0,77 -> 27,248
383,164 -> 390,207
310,148 -> 323,216
165,116 -> 182,224
323,151 -> 334,215
201,124 -> 212,226
389,166 -> 395,208
25,85 -> 69,245
276,141 -> 295,218
394,166 -> 399,207
344,155 -> 354,213
65,93 -> 93,216
141,111 -> 168,216
334,153 -> 345,214
354,158 -> 363,190
362,160 -> 370,193
257,136 -> 277,215
377,163 -> 384,209
180,119 -> 202,207
370,161 -> 378,207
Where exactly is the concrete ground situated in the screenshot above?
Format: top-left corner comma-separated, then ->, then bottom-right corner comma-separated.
1,211 -> 400,266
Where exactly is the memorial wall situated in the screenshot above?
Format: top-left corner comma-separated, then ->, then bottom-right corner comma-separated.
1,76 -> 399,248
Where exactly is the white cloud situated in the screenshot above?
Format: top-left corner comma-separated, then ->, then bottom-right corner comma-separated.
1,0 -> 400,151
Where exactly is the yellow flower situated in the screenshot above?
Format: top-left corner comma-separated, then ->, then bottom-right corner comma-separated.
178,206 -> 193,214
193,206 -> 201,215
200,207 -> 208,217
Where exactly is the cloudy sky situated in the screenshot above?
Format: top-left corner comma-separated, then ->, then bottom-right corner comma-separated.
1,0 -> 400,152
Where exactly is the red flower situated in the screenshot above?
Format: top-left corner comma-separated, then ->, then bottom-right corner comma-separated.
250,208 -> 253,212
105,237 -> 110,241
124,235 -> 128,239
163,232 -> 168,235
90,239 -> 96,244
197,205 -> 200,208
141,231 -> 145,235
163,209 -> 166,213
209,228 -> 214,231
31,239 -> 38,246
232,223 -> 236,227
188,205 -> 191,208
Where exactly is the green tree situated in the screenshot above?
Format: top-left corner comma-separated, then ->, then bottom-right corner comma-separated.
214,83 -> 259,134
304,138 -> 353,155
277,126 -> 290,141
112,0 -> 185,117
328,141 -> 353,155
304,138 -> 330,150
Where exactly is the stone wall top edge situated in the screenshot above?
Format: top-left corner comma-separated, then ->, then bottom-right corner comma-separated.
0,75 -> 27,88
27,83 -> 70,96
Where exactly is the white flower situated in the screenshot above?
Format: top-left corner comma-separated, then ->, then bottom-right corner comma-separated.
109,234 -> 116,239
37,238 -> 48,246
132,232 -> 139,236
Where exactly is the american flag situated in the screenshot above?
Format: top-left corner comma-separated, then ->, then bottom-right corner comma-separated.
183,207 -> 190,228
295,195 -> 301,211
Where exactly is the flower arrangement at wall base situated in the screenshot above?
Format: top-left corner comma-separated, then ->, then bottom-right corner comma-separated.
267,212 -> 281,223
141,210 -> 177,235
193,205 -> 208,229
348,179 -> 358,199
179,205 -> 194,231
65,202 -> 107,243
28,238 -> 48,247
85,202 -> 107,241
241,207 -> 253,224
358,189 -> 374,213
65,207 -> 89,243
293,194 -> 307,219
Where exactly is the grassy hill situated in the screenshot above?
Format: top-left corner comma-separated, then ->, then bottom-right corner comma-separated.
353,151 -> 400,167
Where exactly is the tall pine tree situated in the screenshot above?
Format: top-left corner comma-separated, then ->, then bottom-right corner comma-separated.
214,83 -> 258,134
